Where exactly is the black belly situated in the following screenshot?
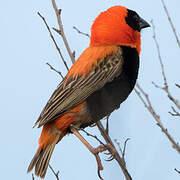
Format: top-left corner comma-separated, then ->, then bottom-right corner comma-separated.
84,46 -> 139,126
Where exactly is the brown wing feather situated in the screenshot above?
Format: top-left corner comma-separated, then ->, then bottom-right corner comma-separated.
34,47 -> 123,127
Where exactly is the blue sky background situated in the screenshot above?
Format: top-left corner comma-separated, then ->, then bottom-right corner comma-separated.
1,0 -> 180,179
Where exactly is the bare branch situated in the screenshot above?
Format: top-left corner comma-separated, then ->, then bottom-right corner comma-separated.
161,0 -> 180,48
37,12 -> 69,71
46,62 -> 64,79
175,168 -> 180,175
51,0 -> 75,64
73,26 -> 90,38
114,139 -> 123,156
169,106 -> 180,117
152,81 -> 163,89
52,27 -> 61,35
32,174 -> 35,180
151,20 -> 167,88
175,84 -> 180,89
135,83 -> 180,154
105,115 -> 110,135
49,164 -> 60,180
151,20 -> 180,110
168,95 -> 180,111
123,139 -> 130,159
81,129 -> 105,146
115,138 -> 130,162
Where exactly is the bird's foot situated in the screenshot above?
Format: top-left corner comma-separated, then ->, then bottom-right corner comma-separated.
70,126 -> 117,180
88,144 -> 109,180
93,144 -> 116,162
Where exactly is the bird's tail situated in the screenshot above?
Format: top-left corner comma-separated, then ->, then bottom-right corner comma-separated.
27,134 -> 60,178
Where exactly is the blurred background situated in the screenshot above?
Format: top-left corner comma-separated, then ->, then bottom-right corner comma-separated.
1,0 -> 180,179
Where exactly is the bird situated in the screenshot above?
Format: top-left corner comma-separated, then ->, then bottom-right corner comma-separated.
27,5 -> 150,178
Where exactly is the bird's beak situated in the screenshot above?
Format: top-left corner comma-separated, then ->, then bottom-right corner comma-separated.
139,17 -> 150,30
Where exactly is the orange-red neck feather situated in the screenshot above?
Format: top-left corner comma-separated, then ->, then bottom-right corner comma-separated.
90,6 -> 141,54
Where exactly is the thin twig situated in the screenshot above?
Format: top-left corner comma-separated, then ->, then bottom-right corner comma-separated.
51,0 -> 75,64
114,139 -> 123,156
151,20 -> 167,87
46,62 -> 64,79
135,83 -> 180,154
123,138 -> 130,158
175,84 -> 180,89
166,90 -> 180,111
175,168 -> 180,175
52,27 -> 61,35
115,138 -> 130,162
152,81 -> 163,89
73,26 -> 90,38
49,164 -> 60,180
105,115 -> 110,135
161,0 -> 180,48
37,12 -> 69,71
32,174 -> 35,180
169,106 -> 180,117
81,129 -> 105,146
151,20 -> 180,110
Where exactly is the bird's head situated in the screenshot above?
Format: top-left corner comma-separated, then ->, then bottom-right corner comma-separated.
90,6 -> 150,54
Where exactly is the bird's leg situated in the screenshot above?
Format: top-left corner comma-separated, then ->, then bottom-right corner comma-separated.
70,126 -> 117,180
70,126 -> 104,170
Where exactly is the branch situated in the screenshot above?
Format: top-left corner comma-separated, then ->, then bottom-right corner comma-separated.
46,62 -> 64,79
105,115 -> 110,135
168,106 -> 180,117
135,83 -> 180,154
151,20 -> 167,87
37,12 -> 69,71
81,129 -> 105,146
151,20 -> 180,111
51,0 -> 75,64
49,164 -> 60,180
175,168 -> 180,175
115,138 -> 130,163
161,0 -> 180,48
175,84 -> 180,89
32,174 -> 35,180
73,26 -> 90,38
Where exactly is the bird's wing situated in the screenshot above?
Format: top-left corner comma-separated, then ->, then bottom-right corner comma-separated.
35,47 -> 124,127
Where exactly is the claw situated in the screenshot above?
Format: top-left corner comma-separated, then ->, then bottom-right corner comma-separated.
103,144 -> 117,162
105,155 -> 115,161
104,152 -> 111,155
